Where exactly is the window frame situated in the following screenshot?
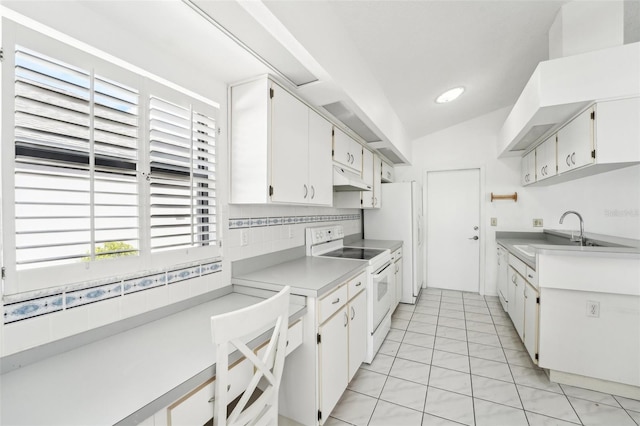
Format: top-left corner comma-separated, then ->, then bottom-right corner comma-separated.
1,19 -> 220,295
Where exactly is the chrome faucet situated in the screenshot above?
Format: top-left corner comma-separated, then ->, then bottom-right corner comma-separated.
559,210 -> 585,246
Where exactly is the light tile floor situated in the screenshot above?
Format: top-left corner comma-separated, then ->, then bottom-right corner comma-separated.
325,288 -> 640,426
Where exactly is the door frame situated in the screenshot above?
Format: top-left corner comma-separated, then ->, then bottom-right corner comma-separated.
423,166 -> 486,295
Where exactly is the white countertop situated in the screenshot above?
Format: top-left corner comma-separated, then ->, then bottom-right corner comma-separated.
1,291 -> 306,426
232,256 -> 367,298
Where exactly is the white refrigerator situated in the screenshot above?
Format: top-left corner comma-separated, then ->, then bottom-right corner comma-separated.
364,181 -> 424,304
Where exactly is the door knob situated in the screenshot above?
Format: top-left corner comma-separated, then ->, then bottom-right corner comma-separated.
468,236 -> 479,240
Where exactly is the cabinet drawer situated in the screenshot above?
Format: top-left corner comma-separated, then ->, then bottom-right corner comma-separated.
525,266 -> 538,288
285,319 -> 303,355
319,285 -> 348,324
508,253 -> 527,277
392,248 -> 402,261
167,357 -> 251,426
348,272 -> 367,299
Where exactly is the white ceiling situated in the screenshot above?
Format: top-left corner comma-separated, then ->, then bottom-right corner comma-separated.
2,0 -> 577,164
262,0 -> 568,142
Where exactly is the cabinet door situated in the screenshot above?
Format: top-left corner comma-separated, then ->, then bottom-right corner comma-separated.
557,107 -> 595,174
270,83 -> 309,203
308,110 -> 333,206
333,127 -> 353,169
521,151 -> 536,185
319,307 -> 349,418
508,267 -> 524,339
395,258 -> 403,309
348,291 -> 367,381
372,155 -> 382,208
361,149 -> 374,208
523,283 -> 539,363
536,136 -> 557,182
381,161 -> 394,183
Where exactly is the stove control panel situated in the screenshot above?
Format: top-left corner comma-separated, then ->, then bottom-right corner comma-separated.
306,225 -> 344,246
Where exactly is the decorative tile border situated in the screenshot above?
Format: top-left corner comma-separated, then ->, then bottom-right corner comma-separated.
229,214 -> 359,229
3,260 -> 223,325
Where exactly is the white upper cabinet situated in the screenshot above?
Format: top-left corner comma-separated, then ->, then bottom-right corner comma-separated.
308,110 -> 334,205
521,150 -> 536,185
372,155 -> 382,208
230,77 -> 332,205
535,135 -> 557,182
520,97 -> 639,186
360,149 -> 374,208
557,106 -> 594,174
381,161 -> 394,183
333,127 -> 363,173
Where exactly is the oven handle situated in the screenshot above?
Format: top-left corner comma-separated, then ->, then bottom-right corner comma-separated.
373,262 -> 392,278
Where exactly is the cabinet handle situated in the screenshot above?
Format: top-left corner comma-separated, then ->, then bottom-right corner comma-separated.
355,281 -> 362,287
350,153 -> 354,164
303,184 -> 308,198
387,172 -> 391,178
351,306 -> 355,320
347,152 -> 351,163
511,275 -> 517,283
374,197 -> 378,206
332,297 -> 340,304
571,152 -> 576,165
344,311 -> 348,327
566,155 -> 571,166
528,274 -> 533,279
310,185 -> 315,199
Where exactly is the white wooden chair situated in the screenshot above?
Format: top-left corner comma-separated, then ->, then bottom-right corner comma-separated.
210,286 -> 291,426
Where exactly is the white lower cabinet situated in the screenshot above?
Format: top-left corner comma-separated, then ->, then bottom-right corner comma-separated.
392,249 -> 403,310
508,254 -> 540,364
348,290 -> 367,381
523,283 -> 539,362
317,272 -> 367,423
319,305 -> 349,418
508,266 -> 525,339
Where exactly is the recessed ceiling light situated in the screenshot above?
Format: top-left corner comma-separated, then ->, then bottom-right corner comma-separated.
436,87 -> 465,104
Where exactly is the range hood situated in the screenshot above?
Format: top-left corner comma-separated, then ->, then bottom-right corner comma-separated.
333,166 -> 372,192
497,42 -> 640,157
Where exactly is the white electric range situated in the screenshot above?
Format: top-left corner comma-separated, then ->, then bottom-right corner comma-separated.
306,225 -> 393,363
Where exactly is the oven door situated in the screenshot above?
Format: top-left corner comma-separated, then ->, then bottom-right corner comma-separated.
371,261 -> 394,331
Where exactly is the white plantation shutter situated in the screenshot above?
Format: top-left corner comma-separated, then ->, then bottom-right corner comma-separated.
149,97 -> 217,251
13,46 -> 140,269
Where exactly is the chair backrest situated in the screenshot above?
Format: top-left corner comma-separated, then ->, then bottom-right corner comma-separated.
210,286 -> 291,426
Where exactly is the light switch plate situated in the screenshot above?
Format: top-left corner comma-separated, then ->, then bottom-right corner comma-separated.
490,217 -> 498,226
586,301 -> 600,317
533,218 -> 543,227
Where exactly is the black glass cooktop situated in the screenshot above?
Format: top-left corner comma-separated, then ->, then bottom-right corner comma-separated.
319,247 -> 385,260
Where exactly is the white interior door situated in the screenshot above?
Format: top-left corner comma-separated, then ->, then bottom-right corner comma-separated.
426,169 -> 480,292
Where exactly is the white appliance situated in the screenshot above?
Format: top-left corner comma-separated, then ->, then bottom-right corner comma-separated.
306,225 -> 393,363
497,246 -> 509,311
364,181 -> 424,304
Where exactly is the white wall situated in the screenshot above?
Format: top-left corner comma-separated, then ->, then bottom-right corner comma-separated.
396,107 -> 640,296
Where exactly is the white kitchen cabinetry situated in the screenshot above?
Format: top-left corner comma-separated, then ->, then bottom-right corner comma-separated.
334,151 -> 382,209
508,254 -> 540,363
497,246 -> 508,311
347,290 -> 367,381
392,248 -> 403,310
508,266 -> 525,339
536,135 -> 557,182
557,106 -> 594,174
520,97 -> 640,186
381,161 -> 394,183
318,305 -> 349,420
317,271 -> 367,422
333,127 -> 363,173
521,151 -> 536,185
523,282 -> 539,362
230,77 -> 332,205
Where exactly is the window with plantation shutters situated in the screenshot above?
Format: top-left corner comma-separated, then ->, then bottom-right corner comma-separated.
149,97 -> 217,251
13,46 -> 140,269
3,23 -> 220,294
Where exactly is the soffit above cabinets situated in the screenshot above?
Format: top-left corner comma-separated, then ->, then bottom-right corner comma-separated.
497,42 -> 640,158
186,0 -> 318,87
